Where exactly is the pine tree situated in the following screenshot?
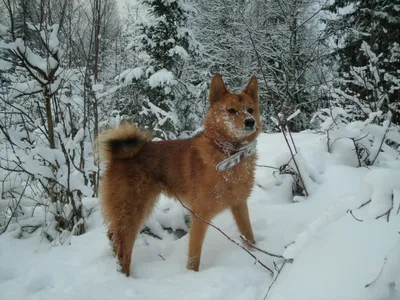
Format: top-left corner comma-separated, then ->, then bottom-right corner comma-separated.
325,0 -> 400,123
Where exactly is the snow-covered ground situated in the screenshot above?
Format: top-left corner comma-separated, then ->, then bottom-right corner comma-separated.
1,132 -> 399,300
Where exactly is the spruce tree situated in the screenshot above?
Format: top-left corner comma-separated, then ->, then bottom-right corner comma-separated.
325,0 -> 400,123
128,0 -> 201,138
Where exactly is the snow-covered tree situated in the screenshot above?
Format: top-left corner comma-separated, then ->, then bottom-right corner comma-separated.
327,42 -> 400,123
117,0 -> 202,139
324,0 -> 400,124
251,0 -> 328,131
0,0 -> 107,241
194,0 -> 254,87
194,0 -> 328,132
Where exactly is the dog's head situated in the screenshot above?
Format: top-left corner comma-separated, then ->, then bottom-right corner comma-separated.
204,74 -> 262,146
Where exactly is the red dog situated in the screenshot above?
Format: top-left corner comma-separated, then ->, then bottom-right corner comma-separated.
99,74 -> 262,276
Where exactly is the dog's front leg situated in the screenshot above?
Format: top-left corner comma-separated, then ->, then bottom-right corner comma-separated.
187,216 -> 209,271
231,202 -> 255,245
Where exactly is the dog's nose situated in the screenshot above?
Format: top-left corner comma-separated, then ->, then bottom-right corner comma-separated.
244,118 -> 255,129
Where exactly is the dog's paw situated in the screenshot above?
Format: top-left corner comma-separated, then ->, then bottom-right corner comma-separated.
240,235 -> 257,251
244,241 -> 257,252
116,262 -> 122,273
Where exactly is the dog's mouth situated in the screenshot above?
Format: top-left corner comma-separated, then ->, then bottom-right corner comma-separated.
242,126 -> 257,135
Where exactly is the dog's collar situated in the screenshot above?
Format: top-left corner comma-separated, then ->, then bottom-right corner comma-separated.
208,137 -> 240,156
204,134 -> 257,172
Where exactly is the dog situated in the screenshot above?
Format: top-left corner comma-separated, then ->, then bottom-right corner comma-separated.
99,74 -> 262,276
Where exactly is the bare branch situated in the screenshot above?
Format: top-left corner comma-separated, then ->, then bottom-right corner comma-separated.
174,192 -> 274,275
239,12 -> 309,197
240,236 -> 283,258
375,192 -> 394,222
371,115 -> 392,165
1,182 -> 29,234
263,260 -> 289,300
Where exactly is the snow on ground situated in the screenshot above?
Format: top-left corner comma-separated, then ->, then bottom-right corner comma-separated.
1,131 -> 400,300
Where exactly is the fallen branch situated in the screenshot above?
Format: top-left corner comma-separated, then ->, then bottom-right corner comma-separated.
174,193 -> 274,275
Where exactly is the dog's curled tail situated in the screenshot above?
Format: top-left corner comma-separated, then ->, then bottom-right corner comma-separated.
98,123 -> 152,162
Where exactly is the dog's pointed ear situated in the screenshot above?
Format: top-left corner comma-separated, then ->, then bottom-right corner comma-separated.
209,73 -> 229,105
243,75 -> 258,101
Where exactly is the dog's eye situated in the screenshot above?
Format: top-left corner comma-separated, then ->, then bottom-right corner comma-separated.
228,108 -> 237,114
247,108 -> 254,114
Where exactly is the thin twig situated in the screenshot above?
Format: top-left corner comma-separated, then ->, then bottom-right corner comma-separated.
1,182 -> 28,234
256,183 -> 267,190
256,164 -> 279,170
351,138 -> 362,167
263,260 -> 289,300
240,236 -> 283,258
284,241 -> 295,249
21,225 -> 41,234
158,254 -> 166,261
174,193 -> 274,275
286,127 -> 298,154
240,14 -> 309,197
358,199 -> 372,209
370,116 -> 392,165
397,200 -> 400,215
347,209 -> 363,222
375,191 -> 394,222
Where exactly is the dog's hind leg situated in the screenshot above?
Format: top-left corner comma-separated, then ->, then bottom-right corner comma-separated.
112,215 -> 145,276
113,193 -> 159,277
231,202 -> 255,245
117,222 -> 141,276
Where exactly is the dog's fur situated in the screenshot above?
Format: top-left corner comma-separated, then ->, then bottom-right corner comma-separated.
99,74 -> 262,276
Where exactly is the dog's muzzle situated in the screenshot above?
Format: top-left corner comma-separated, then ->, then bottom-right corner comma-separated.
244,117 -> 256,130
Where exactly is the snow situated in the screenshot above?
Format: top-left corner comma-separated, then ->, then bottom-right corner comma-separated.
363,169 -> 400,218
0,23 -> 8,34
8,80 -> 42,99
168,45 -> 189,60
40,24 -> 60,55
140,98 -> 179,126
148,68 -> 177,88
14,38 -> 58,74
0,58 -> 12,70
115,67 -> 144,83
286,109 -> 301,121
92,83 -> 104,92
1,131 -> 400,300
